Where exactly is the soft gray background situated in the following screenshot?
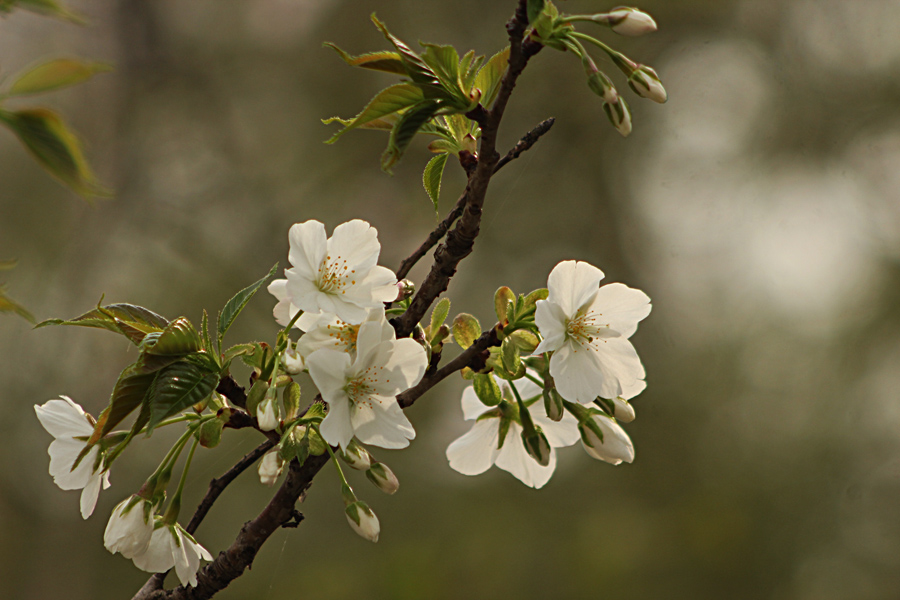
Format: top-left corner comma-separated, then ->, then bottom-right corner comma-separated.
3,1 -> 900,599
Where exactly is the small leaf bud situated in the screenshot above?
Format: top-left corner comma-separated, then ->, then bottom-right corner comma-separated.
340,439 -> 374,471
396,279 -> 416,301
245,379 -> 269,416
280,425 -> 310,466
366,462 -> 400,495
258,450 -> 283,486
345,501 -> 380,543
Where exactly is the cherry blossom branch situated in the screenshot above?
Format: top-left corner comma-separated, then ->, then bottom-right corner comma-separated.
395,116 -> 555,281
392,0 -> 542,338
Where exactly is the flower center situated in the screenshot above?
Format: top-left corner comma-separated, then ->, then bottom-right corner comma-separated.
565,310 -> 608,347
344,366 -> 389,411
325,320 -> 360,352
317,255 -> 357,295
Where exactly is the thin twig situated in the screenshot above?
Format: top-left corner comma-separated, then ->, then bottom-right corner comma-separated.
493,117 -> 555,173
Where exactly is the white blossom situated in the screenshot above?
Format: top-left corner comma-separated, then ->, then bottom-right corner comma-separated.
34,396 -> 111,519
131,522 -> 213,588
307,319 -> 427,450
104,496 -> 154,559
256,396 -> 279,431
446,376 -> 580,489
534,260 -> 650,404
345,501 -> 380,542
628,65 -> 667,103
258,450 -> 283,486
282,342 -> 305,375
268,219 -> 397,325
295,307 -> 390,361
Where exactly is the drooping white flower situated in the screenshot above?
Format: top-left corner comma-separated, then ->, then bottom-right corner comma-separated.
534,260 -> 651,404
579,412 -> 635,465
446,376 -> 580,489
258,450 -> 283,486
104,496 -> 154,559
295,307 -> 391,361
268,219 -> 398,325
307,319 -> 427,450
256,396 -> 279,431
131,522 -> 213,588
34,396 -> 111,519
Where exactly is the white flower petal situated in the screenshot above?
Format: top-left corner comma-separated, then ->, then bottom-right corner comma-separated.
621,378 -> 647,400
318,393 -> 354,450
460,386 -> 489,421
34,396 -> 93,438
589,282 -> 651,338
307,349 -> 351,400
132,526 -> 177,574
494,423 -> 557,489
79,470 -> 104,519
547,260 -> 604,316
48,439 -> 95,489
171,528 -> 196,588
550,342 -> 610,403
328,219 -> 381,273
288,220 -> 327,280
351,397 -> 415,449
446,418 -> 501,475
104,498 -> 153,558
533,300 -> 567,354
532,409 -> 580,448
375,338 -> 427,394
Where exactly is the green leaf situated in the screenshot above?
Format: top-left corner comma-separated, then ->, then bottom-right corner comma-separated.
200,309 -> 213,353
0,259 -> 17,271
323,43 -> 406,75
138,317 -> 201,372
0,287 -> 34,322
452,313 -> 482,349
501,336 -> 522,374
0,108 -> 110,198
36,303 -> 168,345
7,58 -> 111,96
527,0 -> 546,24
494,286 -> 515,323
370,14 -> 439,90
326,83 -> 424,144
382,100 -> 441,172
422,153 -> 448,215
430,297 -> 451,334
222,342 -> 256,366
473,373 -> 502,406
522,288 -> 549,312
474,47 -> 510,108
3,0 -> 85,23
89,364 -> 157,443
146,361 -> 219,433
459,50 -> 484,92
216,263 -> 278,352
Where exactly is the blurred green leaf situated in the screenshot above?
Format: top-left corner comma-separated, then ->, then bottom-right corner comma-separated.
37,302 -> 168,344
6,58 -> 111,97
422,152 -> 448,215
0,286 -> 34,322
216,263 -> 278,352
474,47 -> 510,108
0,0 -> 85,23
323,43 -> 405,75
371,14 -> 440,92
382,99 -> 440,172
325,83 -> 424,144
0,259 -> 17,271
146,361 -> 219,433
527,0 -> 546,25
0,108 -> 110,199
452,313 -> 482,349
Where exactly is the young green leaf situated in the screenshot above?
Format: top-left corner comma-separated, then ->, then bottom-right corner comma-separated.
3,0 -> 85,23
473,47 -> 510,108
137,317 -> 202,372
494,286 -> 515,323
0,287 -> 35,322
0,108 -> 110,198
473,373 -> 502,406
216,263 -> 278,352
370,14 -> 439,90
326,83 -> 424,144
323,43 -> 406,74
452,313 -> 482,349
422,152 -> 448,215
146,361 -> 219,433
7,58 -> 111,97
382,99 -> 440,172
36,303 -> 168,344
200,309 -> 213,353
430,297 -> 451,335
527,0 -> 546,25
501,336 -> 522,374
88,364 -> 157,443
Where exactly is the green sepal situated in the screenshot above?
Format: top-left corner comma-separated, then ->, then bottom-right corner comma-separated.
451,313 -> 481,349
473,373 -> 502,407
7,58 -> 110,97
323,43 -> 405,75
36,302 -> 168,345
216,263 -> 278,353
422,152 -> 448,216
0,108 -> 110,198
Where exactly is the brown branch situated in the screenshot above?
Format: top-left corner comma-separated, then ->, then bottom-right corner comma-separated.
493,117 -> 555,173
392,0 -> 541,338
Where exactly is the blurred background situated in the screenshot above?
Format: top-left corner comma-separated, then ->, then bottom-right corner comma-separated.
3,0 -> 900,598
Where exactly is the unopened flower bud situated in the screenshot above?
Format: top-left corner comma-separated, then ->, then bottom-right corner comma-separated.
522,427 -> 552,466
345,501 -> 380,542
579,412 -> 635,465
282,344 -> 305,375
340,439 -> 373,471
603,96 -> 632,137
543,385 -> 565,422
366,462 -> 400,495
628,65 -> 667,103
258,450 -> 283,486
396,279 -> 416,301
256,395 -> 279,431
600,7 -> 657,36
612,397 -> 636,423
198,416 -> 225,448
